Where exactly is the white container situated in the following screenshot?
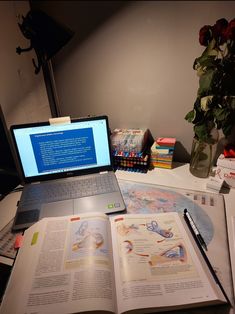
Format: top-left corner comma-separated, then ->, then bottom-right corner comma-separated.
215,165 -> 235,188
217,154 -> 235,170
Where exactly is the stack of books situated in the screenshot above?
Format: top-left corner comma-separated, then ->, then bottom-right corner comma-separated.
111,128 -> 153,172
150,137 -> 176,169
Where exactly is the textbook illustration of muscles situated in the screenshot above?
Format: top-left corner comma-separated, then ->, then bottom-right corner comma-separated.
72,233 -> 104,251
146,220 -> 173,238
121,240 -> 149,257
77,221 -> 89,236
117,223 -> 139,236
72,220 -> 104,251
149,243 -> 187,266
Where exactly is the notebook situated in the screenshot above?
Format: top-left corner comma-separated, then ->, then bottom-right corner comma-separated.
10,115 -> 126,231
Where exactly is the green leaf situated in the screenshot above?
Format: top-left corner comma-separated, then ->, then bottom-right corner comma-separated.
202,38 -> 218,57
198,151 -> 209,161
194,55 -> 217,70
198,70 -> 215,96
213,108 -> 229,121
200,96 -> 213,111
194,124 -> 209,141
185,110 -> 195,122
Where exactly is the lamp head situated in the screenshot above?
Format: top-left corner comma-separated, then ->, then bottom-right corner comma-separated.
16,9 -> 74,74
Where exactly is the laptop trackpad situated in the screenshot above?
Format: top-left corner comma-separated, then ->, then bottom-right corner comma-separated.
74,193 -> 121,214
74,197 -> 98,214
40,200 -> 74,219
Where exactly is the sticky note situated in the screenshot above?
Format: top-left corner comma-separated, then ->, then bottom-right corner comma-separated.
156,138 -> 176,147
14,234 -> 24,249
31,232 -> 39,245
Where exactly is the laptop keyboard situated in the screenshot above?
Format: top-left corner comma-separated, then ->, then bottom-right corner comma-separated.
20,173 -> 119,205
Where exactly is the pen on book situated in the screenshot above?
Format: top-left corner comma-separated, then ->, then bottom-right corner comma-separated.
183,208 -> 208,251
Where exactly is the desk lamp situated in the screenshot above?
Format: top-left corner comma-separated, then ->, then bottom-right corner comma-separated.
16,9 -> 74,117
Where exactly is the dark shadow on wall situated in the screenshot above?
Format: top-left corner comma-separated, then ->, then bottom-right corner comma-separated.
30,1 -> 130,66
174,141 -> 191,163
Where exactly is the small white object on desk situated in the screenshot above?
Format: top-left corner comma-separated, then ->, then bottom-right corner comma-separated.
216,154 -> 235,188
206,176 -> 225,192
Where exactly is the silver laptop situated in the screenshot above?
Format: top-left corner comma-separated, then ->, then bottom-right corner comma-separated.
10,115 -> 126,231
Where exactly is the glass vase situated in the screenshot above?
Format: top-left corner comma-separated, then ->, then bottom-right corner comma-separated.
189,138 -> 217,178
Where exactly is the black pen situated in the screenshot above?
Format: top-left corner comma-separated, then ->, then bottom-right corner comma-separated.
183,208 -> 208,251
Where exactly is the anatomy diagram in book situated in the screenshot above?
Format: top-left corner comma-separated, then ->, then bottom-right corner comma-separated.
117,217 -> 191,282
67,219 -> 109,261
72,220 -> 104,251
149,243 -> 187,266
117,222 -> 139,236
146,220 -> 173,238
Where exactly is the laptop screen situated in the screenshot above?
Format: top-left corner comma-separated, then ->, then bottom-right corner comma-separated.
11,116 -> 113,182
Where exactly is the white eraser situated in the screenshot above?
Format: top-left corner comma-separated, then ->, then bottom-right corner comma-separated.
206,176 -> 224,192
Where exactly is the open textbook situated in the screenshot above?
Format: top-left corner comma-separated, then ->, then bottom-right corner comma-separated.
0,212 -> 228,314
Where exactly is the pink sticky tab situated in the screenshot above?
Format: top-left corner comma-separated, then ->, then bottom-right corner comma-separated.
14,234 -> 24,249
156,138 -> 176,146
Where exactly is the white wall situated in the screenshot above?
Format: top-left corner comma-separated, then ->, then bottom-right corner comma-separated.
0,1 -> 51,128
34,0 -> 235,162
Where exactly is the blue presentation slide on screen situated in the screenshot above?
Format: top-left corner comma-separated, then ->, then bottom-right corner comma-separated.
13,119 -> 111,177
30,128 -> 97,173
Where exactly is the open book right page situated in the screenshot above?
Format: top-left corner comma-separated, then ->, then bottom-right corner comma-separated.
110,212 -> 227,314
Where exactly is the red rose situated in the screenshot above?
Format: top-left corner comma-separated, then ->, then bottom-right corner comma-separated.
225,18 -> 235,40
199,25 -> 213,46
212,18 -> 228,44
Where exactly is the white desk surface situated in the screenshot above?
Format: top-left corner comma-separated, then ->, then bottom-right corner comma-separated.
0,163 -> 235,310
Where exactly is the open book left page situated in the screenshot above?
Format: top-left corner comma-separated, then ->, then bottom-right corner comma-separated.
0,212 -> 116,314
